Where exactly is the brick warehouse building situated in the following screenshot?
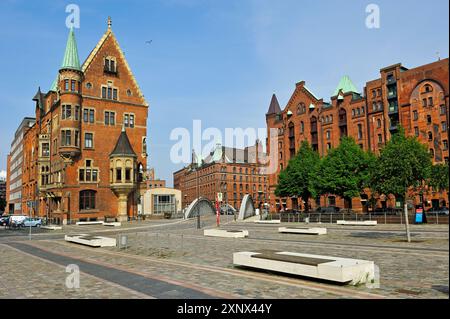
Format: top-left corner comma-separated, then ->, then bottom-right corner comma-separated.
15,18 -> 149,224
266,58 -> 449,213
174,142 -> 268,211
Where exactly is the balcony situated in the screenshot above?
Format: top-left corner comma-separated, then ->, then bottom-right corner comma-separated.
387,90 -> 397,99
388,105 -> 398,114
386,76 -> 396,85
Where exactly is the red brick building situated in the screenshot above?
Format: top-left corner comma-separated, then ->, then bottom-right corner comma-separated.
173,142 -> 268,210
19,18 -> 149,224
266,59 -> 449,213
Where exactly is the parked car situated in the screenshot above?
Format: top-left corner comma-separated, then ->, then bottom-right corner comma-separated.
23,218 -> 42,227
0,216 -> 11,226
316,206 -> 340,213
8,215 -> 27,229
427,207 -> 449,215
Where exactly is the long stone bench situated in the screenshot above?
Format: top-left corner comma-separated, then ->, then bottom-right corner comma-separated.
65,234 -> 116,247
76,221 -> 104,226
336,220 -> 377,226
41,225 -> 62,230
254,220 -> 281,224
204,229 -> 249,238
278,227 -> 327,235
103,222 -> 121,227
233,250 -> 375,285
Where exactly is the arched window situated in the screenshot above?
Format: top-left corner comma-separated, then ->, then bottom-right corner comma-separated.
377,119 -> 381,128
300,121 -> 304,133
428,132 -> 433,141
80,190 -> 96,210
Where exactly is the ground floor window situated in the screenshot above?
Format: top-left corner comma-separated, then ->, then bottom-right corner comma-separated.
80,190 -> 96,210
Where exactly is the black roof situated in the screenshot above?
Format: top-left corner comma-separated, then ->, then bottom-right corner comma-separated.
110,129 -> 137,158
32,87 -> 45,111
266,94 -> 281,115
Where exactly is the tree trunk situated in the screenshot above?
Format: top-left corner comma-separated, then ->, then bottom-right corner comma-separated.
404,193 -> 411,243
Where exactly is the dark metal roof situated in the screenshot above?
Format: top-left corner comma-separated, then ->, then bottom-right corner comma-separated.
110,128 -> 137,158
32,87 -> 45,111
266,94 -> 281,115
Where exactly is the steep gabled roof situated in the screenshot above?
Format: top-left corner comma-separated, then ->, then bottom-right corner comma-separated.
60,27 -> 81,71
266,94 -> 281,115
110,127 -> 137,158
82,20 -> 148,107
333,75 -> 359,97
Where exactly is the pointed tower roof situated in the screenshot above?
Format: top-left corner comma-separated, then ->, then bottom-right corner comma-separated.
266,94 -> 281,115
49,74 -> 59,92
60,27 -> 81,71
110,127 -> 137,157
32,87 -> 45,111
333,75 -> 359,97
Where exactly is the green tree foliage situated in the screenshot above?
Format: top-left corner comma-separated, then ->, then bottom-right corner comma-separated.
371,128 -> 432,200
317,137 -> 373,208
428,163 -> 449,193
275,141 -> 320,213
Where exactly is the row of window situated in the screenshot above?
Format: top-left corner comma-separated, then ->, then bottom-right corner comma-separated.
63,79 -> 81,93
351,107 -> 365,117
61,106 -> 136,128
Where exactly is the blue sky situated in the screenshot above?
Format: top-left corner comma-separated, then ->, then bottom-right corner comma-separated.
0,0 -> 448,186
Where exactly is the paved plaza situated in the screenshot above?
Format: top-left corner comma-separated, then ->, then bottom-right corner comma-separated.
0,216 -> 448,299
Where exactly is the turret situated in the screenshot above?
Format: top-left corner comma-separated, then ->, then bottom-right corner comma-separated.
58,27 -> 83,159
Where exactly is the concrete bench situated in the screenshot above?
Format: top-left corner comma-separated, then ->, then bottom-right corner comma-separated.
76,221 -> 104,226
103,222 -> 121,227
337,220 -> 377,226
254,220 -> 281,224
278,227 -> 327,235
204,229 -> 249,238
233,250 -> 375,285
41,225 -> 62,230
65,234 -> 116,247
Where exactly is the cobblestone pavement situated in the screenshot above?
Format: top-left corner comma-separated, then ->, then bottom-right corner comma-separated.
0,216 -> 448,299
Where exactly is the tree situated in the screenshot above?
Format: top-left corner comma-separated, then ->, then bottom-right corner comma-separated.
317,137 -> 373,210
428,163 -> 449,205
371,128 -> 432,242
275,141 -> 320,213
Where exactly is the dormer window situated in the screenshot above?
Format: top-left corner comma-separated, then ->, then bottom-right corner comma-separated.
104,57 -> 117,74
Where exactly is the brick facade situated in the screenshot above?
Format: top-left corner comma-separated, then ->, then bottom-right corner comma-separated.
266,59 -> 449,213
19,20 -> 149,224
173,142 -> 268,211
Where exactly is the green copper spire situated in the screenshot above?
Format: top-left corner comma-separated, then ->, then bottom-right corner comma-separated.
333,75 -> 359,96
49,74 -> 58,91
60,27 -> 81,71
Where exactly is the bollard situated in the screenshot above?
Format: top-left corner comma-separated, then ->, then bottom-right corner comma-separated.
400,212 -> 402,225
436,212 -> 438,225
384,212 -> 387,225
319,213 -> 321,224
330,213 -> 333,224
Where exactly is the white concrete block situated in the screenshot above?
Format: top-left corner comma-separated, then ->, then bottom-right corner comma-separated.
204,229 -> 249,238
76,221 -> 104,226
41,225 -> 62,230
233,251 -> 375,285
278,227 -> 327,235
337,220 -> 377,226
104,222 -> 121,227
65,234 -> 116,247
254,220 -> 281,224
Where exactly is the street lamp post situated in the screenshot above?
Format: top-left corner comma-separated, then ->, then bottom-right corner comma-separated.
195,167 -> 201,229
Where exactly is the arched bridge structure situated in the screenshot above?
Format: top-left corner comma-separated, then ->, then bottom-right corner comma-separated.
184,197 -> 216,219
238,194 -> 256,220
